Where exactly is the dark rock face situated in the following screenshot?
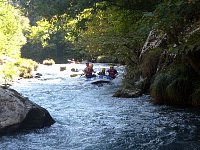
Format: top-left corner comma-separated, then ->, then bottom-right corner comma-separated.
0,87 -> 55,134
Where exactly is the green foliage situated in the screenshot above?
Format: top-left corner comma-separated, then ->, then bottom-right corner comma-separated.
0,58 -> 38,82
151,63 -> 200,106
169,63 -> 198,79
179,29 -> 200,56
76,5 -> 151,63
23,14 -> 83,63
153,0 -> 200,44
0,62 -> 18,83
106,0 -> 161,12
150,73 -> 174,104
0,1 -> 29,59
28,19 -> 52,47
15,58 -> 38,78
42,59 -> 55,66
12,0 -> 104,25
166,77 -> 192,105
187,29 -> 200,45
0,1 -> 32,81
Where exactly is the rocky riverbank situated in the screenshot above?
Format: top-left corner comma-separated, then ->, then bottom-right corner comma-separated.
0,87 -> 55,135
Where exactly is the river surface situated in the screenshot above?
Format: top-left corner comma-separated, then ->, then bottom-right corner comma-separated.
1,64 -> 200,150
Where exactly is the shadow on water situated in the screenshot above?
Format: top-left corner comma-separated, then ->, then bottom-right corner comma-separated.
1,64 -> 200,150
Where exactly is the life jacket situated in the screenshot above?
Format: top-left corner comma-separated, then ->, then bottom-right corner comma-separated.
84,66 -> 89,75
108,69 -> 117,78
86,67 -> 93,76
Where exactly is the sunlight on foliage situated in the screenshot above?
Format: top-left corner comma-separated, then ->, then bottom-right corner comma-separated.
0,62 -> 18,84
77,8 -> 93,20
28,19 -> 52,47
0,1 -> 29,59
15,58 -> 38,78
76,5 -> 151,63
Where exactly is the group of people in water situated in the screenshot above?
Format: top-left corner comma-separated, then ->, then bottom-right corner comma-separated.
83,62 -> 118,79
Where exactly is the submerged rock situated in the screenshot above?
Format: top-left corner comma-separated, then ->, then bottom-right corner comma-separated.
0,87 -> 55,134
113,88 -> 142,98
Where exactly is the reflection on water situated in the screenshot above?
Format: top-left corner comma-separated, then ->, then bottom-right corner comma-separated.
1,64 -> 200,150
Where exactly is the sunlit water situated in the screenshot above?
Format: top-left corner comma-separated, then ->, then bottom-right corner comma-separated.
1,64 -> 200,150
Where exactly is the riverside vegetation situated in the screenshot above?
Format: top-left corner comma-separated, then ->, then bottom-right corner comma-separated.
0,0 -> 200,107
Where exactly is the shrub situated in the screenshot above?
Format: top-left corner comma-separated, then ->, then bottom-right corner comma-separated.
150,73 -> 173,104
16,59 -> 39,78
0,62 -> 18,84
43,59 -> 55,65
169,63 -> 199,80
166,77 -> 192,105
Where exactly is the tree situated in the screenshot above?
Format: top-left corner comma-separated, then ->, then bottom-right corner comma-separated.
22,14 -> 83,63
0,1 -> 29,59
0,0 -> 30,82
76,3 -> 152,64
153,0 -> 200,45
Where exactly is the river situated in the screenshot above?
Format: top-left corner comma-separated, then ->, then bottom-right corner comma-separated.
1,64 -> 200,150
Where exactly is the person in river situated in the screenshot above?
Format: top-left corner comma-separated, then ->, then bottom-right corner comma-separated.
107,65 -> 118,79
84,63 -> 96,78
83,62 -> 90,75
98,68 -> 106,76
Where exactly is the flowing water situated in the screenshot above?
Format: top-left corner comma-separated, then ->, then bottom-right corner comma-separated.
1,64 -> 200,150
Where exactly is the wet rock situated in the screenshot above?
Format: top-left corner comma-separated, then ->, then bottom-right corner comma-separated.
35,73 -> 42,76
113,88 -> 142,98
60,66 -> 66,71
0,87 -> 55,134
34,73 -> 42,78
71,68 -> 78,72
0,83 -> 12,89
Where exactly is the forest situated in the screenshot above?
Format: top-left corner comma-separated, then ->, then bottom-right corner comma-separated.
0,0 -> 200,106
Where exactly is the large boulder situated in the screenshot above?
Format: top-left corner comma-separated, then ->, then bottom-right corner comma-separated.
0,87 -> 55,134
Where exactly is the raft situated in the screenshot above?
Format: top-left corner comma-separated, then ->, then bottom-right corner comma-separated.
85,75 -> 112,84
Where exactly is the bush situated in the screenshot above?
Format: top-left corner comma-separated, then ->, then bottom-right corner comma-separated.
150,73 -> 173,104
16,59 -> 39,78
43,59 -> 55,65
166,77 -> 192,105
0,62 -> 18,84
150,63 -> 199,106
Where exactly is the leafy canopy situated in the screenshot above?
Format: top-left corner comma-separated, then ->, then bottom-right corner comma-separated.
0,1 -> 29,59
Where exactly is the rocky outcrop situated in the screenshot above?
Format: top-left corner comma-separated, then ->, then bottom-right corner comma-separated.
139,29 -> 167,60
113,76 -> 150,98
113,88 -> 142,98
0,87 -> 55,134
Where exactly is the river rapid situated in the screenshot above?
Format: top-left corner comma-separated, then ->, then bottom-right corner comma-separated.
1,64 -> 200,150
